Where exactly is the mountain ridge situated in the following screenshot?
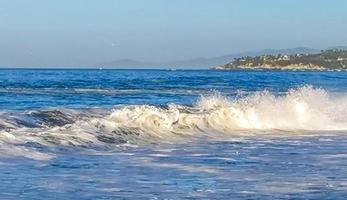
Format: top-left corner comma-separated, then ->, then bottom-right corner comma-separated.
96,47 -> 328,68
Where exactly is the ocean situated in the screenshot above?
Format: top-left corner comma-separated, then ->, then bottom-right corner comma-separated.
1,69 -> 347,199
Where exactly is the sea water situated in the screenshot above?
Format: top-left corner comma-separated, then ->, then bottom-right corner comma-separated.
0,69 -> 347,199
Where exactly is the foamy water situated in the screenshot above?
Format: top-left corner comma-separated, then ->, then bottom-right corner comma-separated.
1,86 -> 347,160
1,69 -> 347,199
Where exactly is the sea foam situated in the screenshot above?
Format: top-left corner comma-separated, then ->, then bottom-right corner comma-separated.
1,86 -> 347,159
109,86 -> 347,133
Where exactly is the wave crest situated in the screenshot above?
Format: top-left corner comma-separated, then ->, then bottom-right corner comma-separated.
108,86 -> 347,135
1,86 -> 347,159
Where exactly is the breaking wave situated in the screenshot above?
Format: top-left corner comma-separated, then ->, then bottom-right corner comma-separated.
1,86 -> 347,159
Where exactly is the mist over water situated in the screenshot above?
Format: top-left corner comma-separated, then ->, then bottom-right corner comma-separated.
1,69 -> 347,199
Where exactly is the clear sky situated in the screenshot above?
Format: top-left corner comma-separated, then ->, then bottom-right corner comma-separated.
0,0 -> 346,67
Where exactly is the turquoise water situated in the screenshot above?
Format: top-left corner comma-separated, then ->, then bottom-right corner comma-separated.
1,69 -> 347,199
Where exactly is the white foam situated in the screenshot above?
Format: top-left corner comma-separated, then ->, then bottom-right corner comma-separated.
109,86 -> 347,134
1,86 -> 347,159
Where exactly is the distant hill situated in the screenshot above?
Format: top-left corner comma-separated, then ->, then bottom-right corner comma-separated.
165,47 -> 321,68
96,47 -> 321,68
329,46 -> 347,50
213,49 -> 347,71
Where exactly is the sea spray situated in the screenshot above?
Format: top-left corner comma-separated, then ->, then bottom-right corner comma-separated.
1,86 -> 347,159
109,86 -> 347,133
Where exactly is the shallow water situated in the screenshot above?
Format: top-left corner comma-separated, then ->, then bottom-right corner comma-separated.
1,69 -> 347,199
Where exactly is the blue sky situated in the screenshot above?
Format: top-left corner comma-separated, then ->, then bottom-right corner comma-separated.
0,0 -> 346,67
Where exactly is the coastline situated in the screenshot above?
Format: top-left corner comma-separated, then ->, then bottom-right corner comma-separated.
211,65 -> 347,71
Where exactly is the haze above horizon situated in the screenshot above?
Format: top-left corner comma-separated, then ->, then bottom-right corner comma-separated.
0,0 -> 346,68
